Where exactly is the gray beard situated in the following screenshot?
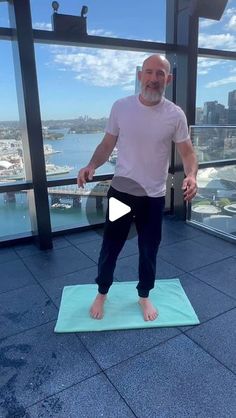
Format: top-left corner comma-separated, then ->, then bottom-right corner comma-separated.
141,87 -> 165,103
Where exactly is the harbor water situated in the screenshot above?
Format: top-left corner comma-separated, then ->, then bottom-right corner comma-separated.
0,132 -> 114,238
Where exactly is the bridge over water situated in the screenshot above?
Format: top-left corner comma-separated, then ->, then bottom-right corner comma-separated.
48,182 -> 111,208
4,181 -> 111,208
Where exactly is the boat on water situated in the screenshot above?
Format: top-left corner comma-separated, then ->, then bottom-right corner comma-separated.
0,162 -> 72,181
44,144 -> 61,156
45,163 -> 72,176
0,140 -> 60,158
108,147 -> 118,164
51,202 -> 72,210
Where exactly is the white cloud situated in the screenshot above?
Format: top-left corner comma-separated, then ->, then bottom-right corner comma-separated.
197,58 -> 225,75
122,84 -> 135,91
198,70 -> 209,75
227,14 -> 236,30
88,29 -> 115,37
206,75 -> 236,88
225,7 -> 236,16
199,19 -> 216,29
53,48 -> 149,89
34,22 -> 52,31
198,33 -> 236,49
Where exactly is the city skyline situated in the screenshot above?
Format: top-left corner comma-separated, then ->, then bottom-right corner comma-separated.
0,0 -> 236,121
196,88 -> 236,124
1,88 -> 236,124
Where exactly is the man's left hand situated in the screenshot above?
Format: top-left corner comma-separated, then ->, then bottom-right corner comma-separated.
182,175 -> 197,202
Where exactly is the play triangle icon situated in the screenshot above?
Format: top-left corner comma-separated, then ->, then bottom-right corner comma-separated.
109,197 -> 131,222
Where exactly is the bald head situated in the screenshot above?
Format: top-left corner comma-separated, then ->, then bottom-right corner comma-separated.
142,54 -> 171,74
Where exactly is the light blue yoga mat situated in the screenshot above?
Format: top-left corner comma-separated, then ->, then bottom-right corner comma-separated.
54,279 -> 200,332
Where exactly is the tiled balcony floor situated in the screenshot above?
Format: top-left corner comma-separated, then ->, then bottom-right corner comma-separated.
1,216 -> 236,417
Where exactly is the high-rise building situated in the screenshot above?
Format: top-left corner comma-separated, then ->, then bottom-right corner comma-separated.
203,101 -> 226,124
228,90 -> 236,124
196,107 -> 204,124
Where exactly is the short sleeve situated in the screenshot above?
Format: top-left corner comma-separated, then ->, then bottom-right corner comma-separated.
173,108 -> 190,143
105,101 -> 120,136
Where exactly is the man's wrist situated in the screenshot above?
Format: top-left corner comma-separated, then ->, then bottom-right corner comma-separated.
186,172 -> 197,179
88,162 -> 96,170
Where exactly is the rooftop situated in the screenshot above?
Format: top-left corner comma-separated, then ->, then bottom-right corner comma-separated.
1,216 -> 236,417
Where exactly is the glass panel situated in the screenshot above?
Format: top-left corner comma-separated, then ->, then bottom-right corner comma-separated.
198,1 -> 235,51
0,42 -> 19,122
49,180 -> 110,230
30,0 -> 166,42
35,45 -> 154,179
0,190 -> 32,239
43,132 -> 114,179
0,41 -> 25,184
196,57 -> 236,125
0,2 -> 10,28
190,126 -> 236,163
190,165 -> 236,237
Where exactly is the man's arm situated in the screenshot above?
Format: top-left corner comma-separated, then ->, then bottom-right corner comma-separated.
77,132 -> 118,187
88,132 -> 118,169
176,139 -> 198,201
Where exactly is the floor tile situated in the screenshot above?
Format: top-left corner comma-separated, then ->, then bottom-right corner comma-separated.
0,284 -> 58,338
0,322 -> 101,417
114,254 -> 185,282
1,220 -> 236,418
0,259 -> 36,294
163,218 -> 207,239
76,238 -> 138,263
186,308 -> 236,374
178,274 -> 236,330
74,238 -> 102,263
40,266 -> 99,307
79,327 -> 180,369
0,247 -> 18,264
158,240 -> 226,272
65,229 -> 101,245
14,243 -> 44,258
191,258 -> 236,299
193,234 -> 236,257
160,228 -> 186,247
14,237 -> 71,258
26,373 -> 135,418
155,256 -> 185,278
106,334 -> 236,418
22,246 -> 96,281
52,236 -> 72,250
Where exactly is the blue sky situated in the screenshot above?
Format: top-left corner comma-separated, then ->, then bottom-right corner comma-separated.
0,0 -> 236,121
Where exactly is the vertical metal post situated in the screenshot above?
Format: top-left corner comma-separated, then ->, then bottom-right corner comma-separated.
8,0 -> 52,249
166,0 -> 199,219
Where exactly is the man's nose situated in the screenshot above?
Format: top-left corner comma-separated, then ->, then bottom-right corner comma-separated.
150,73 -> 160,82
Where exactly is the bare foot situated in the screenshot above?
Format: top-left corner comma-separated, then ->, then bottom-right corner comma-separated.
139,298 -> 158,321
90,293 -> 107,319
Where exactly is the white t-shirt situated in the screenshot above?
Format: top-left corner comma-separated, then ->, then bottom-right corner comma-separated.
106,94 -> 190,197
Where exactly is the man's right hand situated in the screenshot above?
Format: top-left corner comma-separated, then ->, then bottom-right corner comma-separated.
77,164 -> 95,188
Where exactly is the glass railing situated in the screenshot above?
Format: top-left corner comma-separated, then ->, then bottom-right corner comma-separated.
48,181 -> 110,231
191,125 -> 236,163
189,126 -> 236,240
0,190 -> 32,238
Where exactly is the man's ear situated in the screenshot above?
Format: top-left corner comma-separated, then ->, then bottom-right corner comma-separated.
138,70 -> 142,81
167,73 -> 173,85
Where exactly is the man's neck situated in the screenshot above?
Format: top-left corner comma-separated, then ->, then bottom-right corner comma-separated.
139,94 -> 162,107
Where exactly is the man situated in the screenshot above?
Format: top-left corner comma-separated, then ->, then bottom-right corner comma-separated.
77,54 -> 198,321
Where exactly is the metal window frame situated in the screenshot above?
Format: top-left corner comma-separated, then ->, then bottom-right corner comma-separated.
0,0 -> 235,247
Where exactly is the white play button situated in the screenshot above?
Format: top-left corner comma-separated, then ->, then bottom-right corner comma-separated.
109,197 -> 131,222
